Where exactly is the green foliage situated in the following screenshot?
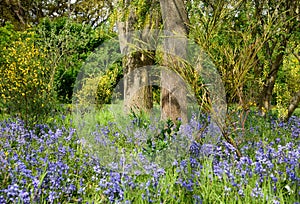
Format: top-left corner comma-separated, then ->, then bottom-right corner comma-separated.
293,108 -> 300,117
113,0 -> 162,30
189,0 -> 264,104
34,17 -> 111,103
0,23 -> 17,47
96,63 -> 123,108
152,85 -> 160,104
72,40 -> 122,112
142,118 -> 181,158
0,24 -> 55,126
188,0 -> 299,116
0,0 -> 113,30
273,45 -> 300,118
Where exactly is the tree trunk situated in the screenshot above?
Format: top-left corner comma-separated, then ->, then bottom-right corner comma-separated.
285,90 -> 300,121
117,1 -> 155,114
122,51 -> 154,114
258,40 -> 287,116
159,0 -> 189,123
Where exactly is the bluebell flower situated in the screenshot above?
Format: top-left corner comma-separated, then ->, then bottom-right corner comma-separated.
190,141 -> 201,157
5,184 -> 20,202
19,190 -> 30,204
193,195 -> 203,204
200,143 -> 214,156
251,182 -> 264,198
238,189 -> 244,196
190,157 -> 199,168
0,195 -> 6,204
184,179 -> 194,191
48,191 -> 57,203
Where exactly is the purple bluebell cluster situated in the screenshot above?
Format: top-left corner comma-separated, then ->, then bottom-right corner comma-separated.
0,114 -> 299,203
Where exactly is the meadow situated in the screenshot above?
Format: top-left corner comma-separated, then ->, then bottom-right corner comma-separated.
0,106 -> 299,204
0,1 -> 299,203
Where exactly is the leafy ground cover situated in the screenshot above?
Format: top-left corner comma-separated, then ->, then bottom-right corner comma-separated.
0,110 -> 299,203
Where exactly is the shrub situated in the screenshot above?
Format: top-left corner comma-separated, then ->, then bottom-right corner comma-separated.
0,27 -> 55,126
34,17 -> 112,103
274,46 -> 300,118
96,63 -> 123,108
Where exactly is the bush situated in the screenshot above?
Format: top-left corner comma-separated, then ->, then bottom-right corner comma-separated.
34,17 -> 112,103
274,46 -> 300,118
0,25 -> 55,126
96,63 -> 123,108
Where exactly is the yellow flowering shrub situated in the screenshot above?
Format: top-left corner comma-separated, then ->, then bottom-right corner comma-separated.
0,31 -> 54,125
96,64 -> 123,108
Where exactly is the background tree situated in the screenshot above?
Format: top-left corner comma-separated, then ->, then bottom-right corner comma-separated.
253,0 -> 299,116
188,0 -> 299,119
69,0 -> 114,27
1,0 -> 299,121
0,0 -> 112,30
34,17 -> 108,103
116,0 -> 161,114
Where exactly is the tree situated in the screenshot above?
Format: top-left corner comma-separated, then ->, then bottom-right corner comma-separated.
69,0 -> 114,27
188,0 -> 299,118
116,0 -> 160,114
34,17 -> 106,103
159,0 -> 189,122
0,0 -> 112,30
286,90 -> 300,121
0,0 -> 70,30
116,0 -> 190,121
253,0 -> 300,116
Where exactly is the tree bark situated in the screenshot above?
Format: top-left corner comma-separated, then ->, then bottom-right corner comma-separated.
117,0 -> 156,114
159,0 -> 189,123
285,90 -> 300,121
123,50 -> 154,114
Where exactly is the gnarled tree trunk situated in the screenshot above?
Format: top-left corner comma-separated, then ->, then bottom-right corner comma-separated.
117,0 -> 156,114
